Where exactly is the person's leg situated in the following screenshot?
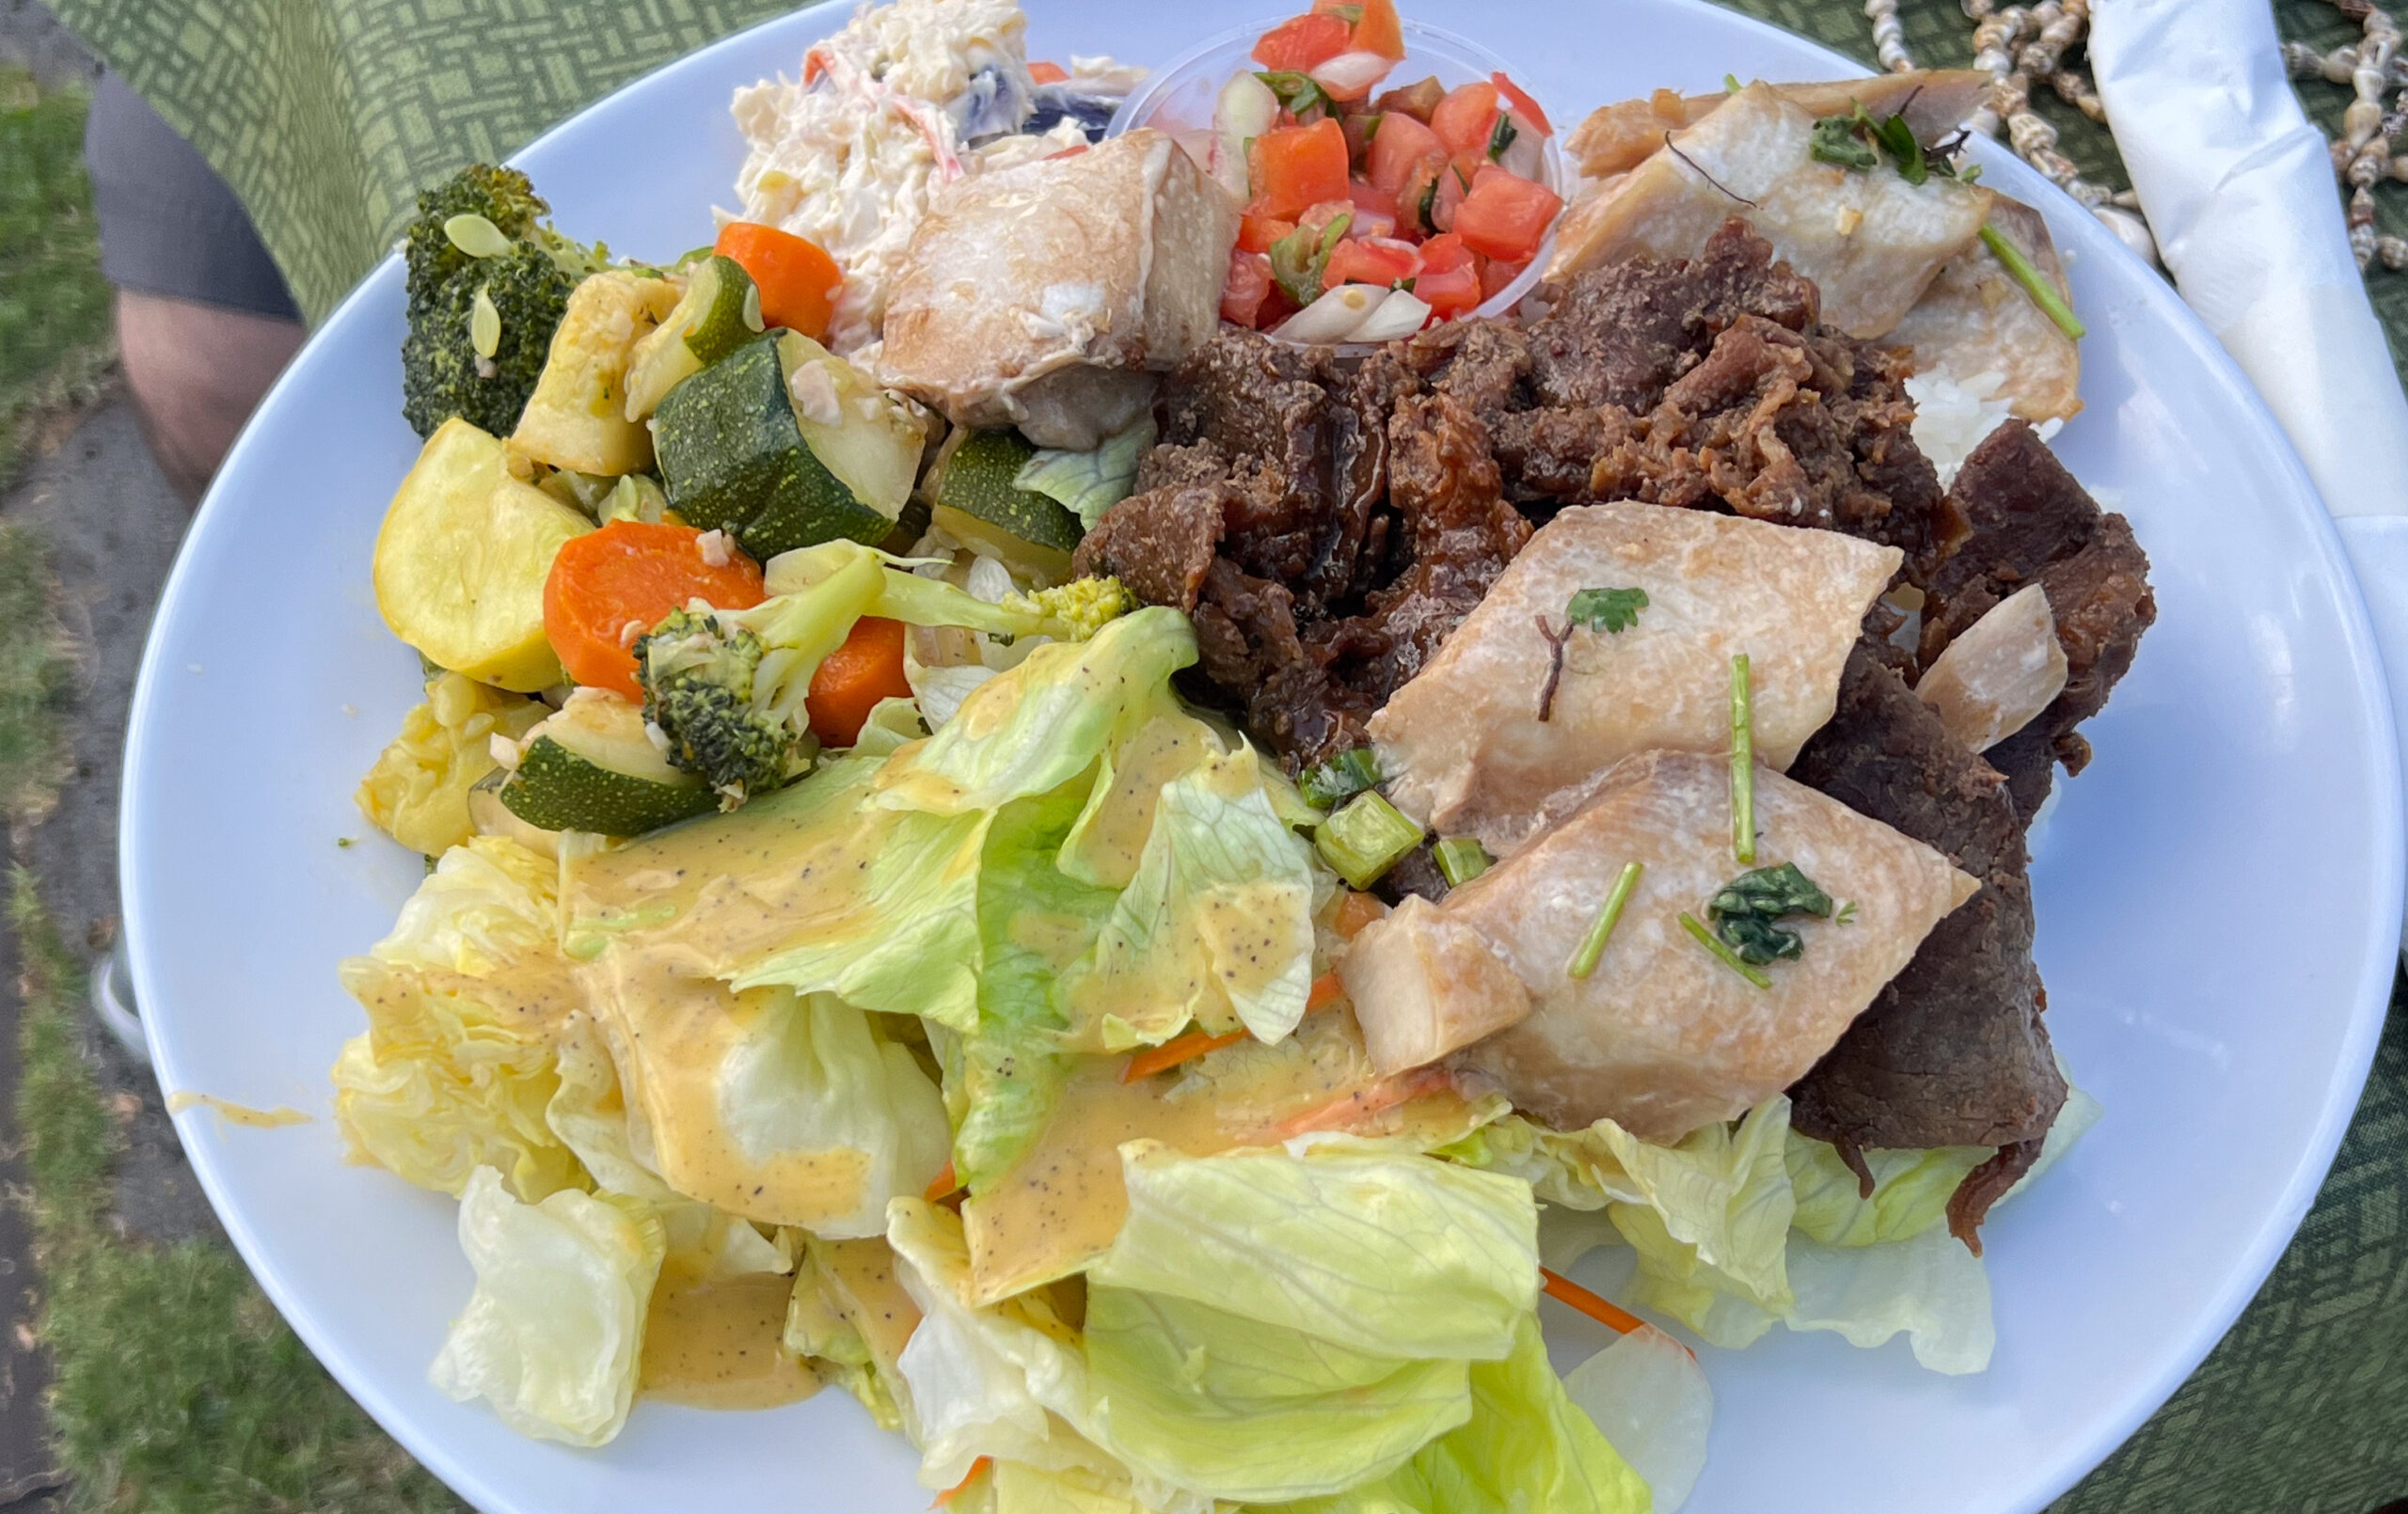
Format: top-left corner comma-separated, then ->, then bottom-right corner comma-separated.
83,73 -> 306,503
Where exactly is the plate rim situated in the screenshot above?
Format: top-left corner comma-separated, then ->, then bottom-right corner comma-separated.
117,4 -> 2405,1510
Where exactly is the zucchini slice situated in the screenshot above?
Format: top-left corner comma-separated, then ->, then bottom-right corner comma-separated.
653,334 -> 928,560
511,271 -> 684,476
623,255 -> 763,423
372,418 -> 593,692
497,690 -> 719,836
929,429 -> 1084,583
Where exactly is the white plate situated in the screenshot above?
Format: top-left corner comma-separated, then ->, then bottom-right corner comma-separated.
120,3 -> 2402,1511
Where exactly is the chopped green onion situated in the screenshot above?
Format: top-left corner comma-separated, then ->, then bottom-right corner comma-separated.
443,213 -> 513,259
1730,653 -> 1755,864
1836,900 -> 1860,925
1980,222 -> 2086,340
1488,112 -> 1519,161
1724,72 -> 1743,92
1434,836 -> 1492,888
1316,791 -> 1425,890
1679,910 -> 1772,989
1299,747 -> 1383,810
1568,860 -> 1644,979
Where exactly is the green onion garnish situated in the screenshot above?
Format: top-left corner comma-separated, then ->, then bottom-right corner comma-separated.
1316,791 -> 1425,891
1434,836 -> 1492,888
1980,222 -> 2085,340
1568,860 -> 1644,979
1679,910 -> 1772,989
1730,653 -> 1755,864
1299,747 -> 1383,810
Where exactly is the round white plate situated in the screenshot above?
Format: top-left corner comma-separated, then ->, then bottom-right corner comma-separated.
121,3 -> 2403,1511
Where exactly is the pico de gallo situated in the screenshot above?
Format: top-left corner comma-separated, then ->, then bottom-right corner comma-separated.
1212,0 -> 1563,341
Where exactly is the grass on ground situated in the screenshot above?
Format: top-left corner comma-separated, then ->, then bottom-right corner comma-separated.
0,75 -> 463,1514
0,67 -> 114,490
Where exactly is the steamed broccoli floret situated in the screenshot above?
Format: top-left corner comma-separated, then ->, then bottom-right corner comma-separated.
399,163 -> 605,441
636,607 -> 792,803
1007,576 -> 1134,641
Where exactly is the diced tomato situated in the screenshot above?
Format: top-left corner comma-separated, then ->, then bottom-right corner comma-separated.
1347,204 -> 1398,241
1238,213 -> 1296,254
1417,230 -> 1473,273
1452,166 -> 1563,262
1429,159 -> 1470,232
1323,236 -> 1418,292
1481,255 -> 1529,300
1249,118 -> 1352,221
1252,12 -> 1351,71
1221,248 -> 1275,327
1349,175 -> 1400,222
1352,0 -> 1408,61
1365,110 -> 1444,203
1259,280 -> 1303,330
1341,111 -> 1379,164
1430,81 -> 1502,159
1491,71 -> 1553,135
1416,259 -> 1482,319
1028,60 -> 1069,84
1296,197 -> 1356,242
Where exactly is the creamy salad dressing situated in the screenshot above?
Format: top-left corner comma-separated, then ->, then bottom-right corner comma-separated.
640,1263 -> 821,1411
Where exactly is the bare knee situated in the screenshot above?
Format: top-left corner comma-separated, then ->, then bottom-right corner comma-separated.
114,291 -> 304,502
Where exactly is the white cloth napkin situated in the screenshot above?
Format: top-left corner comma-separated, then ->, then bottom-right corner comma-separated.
2093,0 -> 2408,937
2091,0 -> 2408,519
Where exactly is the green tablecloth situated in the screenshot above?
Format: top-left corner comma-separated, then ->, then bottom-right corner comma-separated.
42,0 -> 2408,1508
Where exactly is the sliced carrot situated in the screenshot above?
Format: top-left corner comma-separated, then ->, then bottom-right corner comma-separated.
713,221 -> 844,340
1539,1267 -> 1653,1337
1253,12 -> 1352,71
804,615 -> 913,748
1305,970 -> 1345,1012
1122,1026 -> 1251,1082
925,1159 -> 960,1203
1274,1065 -> 1450,1140
544,521 -> 766,700
1028,60 -> 1069,84
1332,890 -> 1389,938
932,1457 -> 992,1507
1492,72 -> 1554,136
1250,118 -> 1352,221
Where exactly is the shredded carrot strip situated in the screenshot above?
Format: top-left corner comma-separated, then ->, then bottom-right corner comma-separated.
932,1457 -> 991,1507
1121,1027 -> 1250,1082
1120,973 -> 1348,1083
925,1160 -> 960,1204
1273,1065 -> 1450,1140
1539,1268 -> 1694,1360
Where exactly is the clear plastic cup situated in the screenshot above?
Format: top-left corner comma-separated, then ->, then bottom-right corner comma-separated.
1108,16 -> 1566,336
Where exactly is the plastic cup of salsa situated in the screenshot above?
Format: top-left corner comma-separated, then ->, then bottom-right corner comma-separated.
1108,16 -> 1567,339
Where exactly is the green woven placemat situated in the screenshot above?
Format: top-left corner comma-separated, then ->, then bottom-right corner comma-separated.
38,0 -> 2408,1509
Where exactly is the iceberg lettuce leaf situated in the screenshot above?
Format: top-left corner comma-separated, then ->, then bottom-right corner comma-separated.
333,838 -> 581,1201
1785,1137 -> 1989,1248
429,1166 -> 666,1447
1090,1143 -> 1537,1364
1016,415 -> 1157,532
1056,746 -> 1318,1051
872,607 -> 1196,818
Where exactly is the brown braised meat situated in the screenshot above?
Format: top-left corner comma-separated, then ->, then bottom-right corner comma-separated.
1077,332 -> 1528,765
1920,419 -> 2158,820
1785,642 -> 2068,1250
1402,219 -> 1958,576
